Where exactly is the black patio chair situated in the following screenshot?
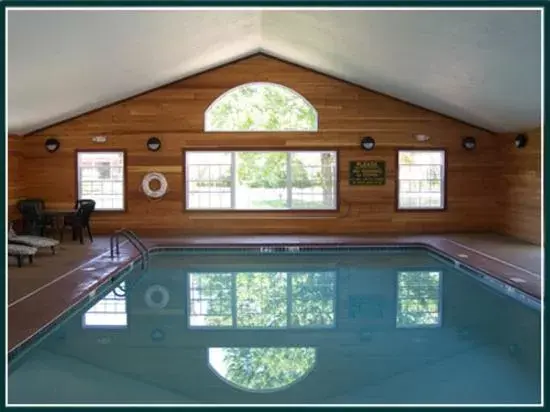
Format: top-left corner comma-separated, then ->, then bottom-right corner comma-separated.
63,199 -> 96,244
16,198 -> 47,236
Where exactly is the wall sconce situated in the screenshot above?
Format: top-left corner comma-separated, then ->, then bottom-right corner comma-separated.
361,136 -> 376,151
45,138 -> 60,153
462,136 -> 476,151
514,134 -> 528,149
147,136 -> 162,152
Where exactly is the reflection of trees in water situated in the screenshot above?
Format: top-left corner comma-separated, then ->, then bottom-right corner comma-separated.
397,271 -> 441,327
190,271 -> 336,328
210,347 -> 316,391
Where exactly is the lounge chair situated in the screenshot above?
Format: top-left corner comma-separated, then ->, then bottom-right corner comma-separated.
8,243 -> 37,267
8,222 -> 59,254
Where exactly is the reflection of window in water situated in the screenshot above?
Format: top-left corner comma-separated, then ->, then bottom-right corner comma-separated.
208,347 -> 316,392
83,282 -> 127,328
189,272 -> 336,328
396,271 -> 442,328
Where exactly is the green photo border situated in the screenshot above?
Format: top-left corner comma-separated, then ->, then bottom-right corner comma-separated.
1,1 -> 546,410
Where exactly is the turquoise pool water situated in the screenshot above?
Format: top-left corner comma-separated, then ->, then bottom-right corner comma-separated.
8,248 -> 541,405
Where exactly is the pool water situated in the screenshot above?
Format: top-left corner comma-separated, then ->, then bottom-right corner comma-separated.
8,249 -> 541,405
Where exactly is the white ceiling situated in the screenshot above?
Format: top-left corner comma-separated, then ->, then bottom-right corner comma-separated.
7,8 -> 541,135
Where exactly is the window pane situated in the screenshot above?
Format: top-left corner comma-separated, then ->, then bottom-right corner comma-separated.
235,152 -> 288,209
186,152 -> 232,209
77,152 -> 125,211
204,83 -> 318,132
397,150 -> 444,210
185,151 -> 337,211
291,152 -> 336,209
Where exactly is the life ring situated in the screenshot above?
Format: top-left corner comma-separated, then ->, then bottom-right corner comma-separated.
142,172 -> 168,199
144,285 -> 170,309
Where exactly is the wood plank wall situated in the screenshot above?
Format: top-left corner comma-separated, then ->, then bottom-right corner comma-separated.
8,135 -> 24,219
19,54 -> 500,235
496,128 -> 541,244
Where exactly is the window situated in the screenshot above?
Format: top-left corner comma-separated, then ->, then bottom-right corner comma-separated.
77,151 -> 125,211
185,151 -> 337,210
188,271 -> 336,329
208,347 -> 316,392
82,282 -> 127,328
205,82 -> 318,132
397,150 -> 445,210
396,271 -> 442,328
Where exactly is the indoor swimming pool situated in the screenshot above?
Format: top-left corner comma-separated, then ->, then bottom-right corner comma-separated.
7,247 -> 542,405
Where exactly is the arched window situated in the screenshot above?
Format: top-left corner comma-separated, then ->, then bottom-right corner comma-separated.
204,82 -> 318,132
208,347 -> 316,392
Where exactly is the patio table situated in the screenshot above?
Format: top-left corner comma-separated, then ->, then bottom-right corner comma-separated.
43,209 -> 76,242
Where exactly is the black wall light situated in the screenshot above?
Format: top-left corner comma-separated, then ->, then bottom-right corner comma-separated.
45,138 -> 60,153
462,136 -> 476,151
147,136 -> 162,152
514,134 -> 528,149
361,136 -> 376,151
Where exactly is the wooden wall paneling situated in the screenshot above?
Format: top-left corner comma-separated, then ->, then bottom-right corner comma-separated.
496,128 -> 541,244
20,54 -> 501,235
8,135 -> 24,219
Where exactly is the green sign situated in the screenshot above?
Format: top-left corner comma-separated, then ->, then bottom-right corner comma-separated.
349,161 -> 386,185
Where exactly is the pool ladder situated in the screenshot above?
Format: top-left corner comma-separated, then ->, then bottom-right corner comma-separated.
109,229 -> 149,269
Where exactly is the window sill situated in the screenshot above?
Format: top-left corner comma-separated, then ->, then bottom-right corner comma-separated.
184,209 -> 344,219
396,207 -> 446,212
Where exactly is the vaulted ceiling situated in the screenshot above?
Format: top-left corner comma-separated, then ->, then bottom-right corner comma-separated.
7,8 -> 541,135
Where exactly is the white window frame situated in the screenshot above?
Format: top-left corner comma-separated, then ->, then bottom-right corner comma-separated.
184,150 -> 338,211
396,271 -> 443,328
397,149 -> 446,211
76,151 -> 125,211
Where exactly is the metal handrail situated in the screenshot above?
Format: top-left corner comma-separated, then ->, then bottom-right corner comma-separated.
109,228 -> 149,269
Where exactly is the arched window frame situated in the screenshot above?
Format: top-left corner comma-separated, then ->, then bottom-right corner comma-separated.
204,82 -> 319,132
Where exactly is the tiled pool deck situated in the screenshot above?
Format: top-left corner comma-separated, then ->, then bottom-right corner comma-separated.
7,233 -> 542,354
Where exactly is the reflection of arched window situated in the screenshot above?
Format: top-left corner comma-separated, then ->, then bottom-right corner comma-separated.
208,347 -> 316,392
204,82 -> 318,131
